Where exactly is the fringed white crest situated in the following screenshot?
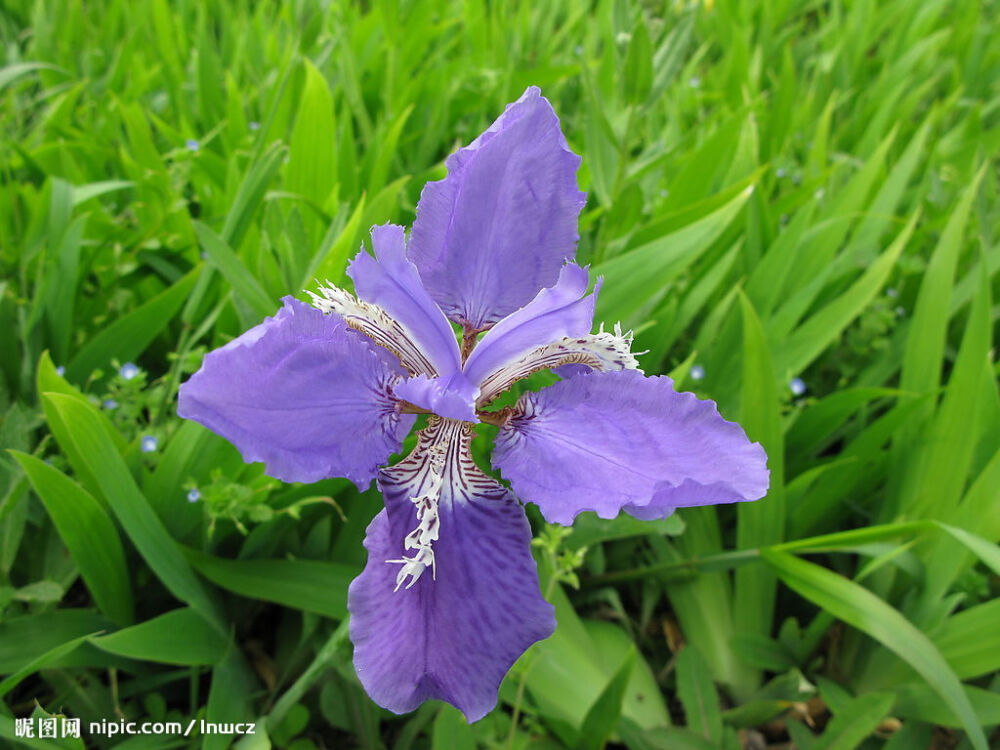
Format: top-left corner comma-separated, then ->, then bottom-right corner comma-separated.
380,417 -> 506,591
308,282 -> 437,376
385,441 -> 445,590
477,322 -> 643,404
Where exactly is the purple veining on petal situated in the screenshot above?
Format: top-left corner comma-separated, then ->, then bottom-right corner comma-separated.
178,297 -> 414,489
393,372 -> 480,423
408,86 -> 586,330
492,370 -> 769,525
348,224 -> 463,377
463,263 -> 599,395
349,418 -> 555,722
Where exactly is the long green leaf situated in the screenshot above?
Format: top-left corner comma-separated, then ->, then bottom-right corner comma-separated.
595,187 -> 752,324
67,267 -> 200,382
90,608 -> 227,666
812,692 -> 894,750
761,549 -> 987,750
43,393 -> 226,634
0,633 -> 95,700
776,210 -> 919,377
286,59 -> 338,209
675,646 -> 723,745
194,220 -> 276,321
576,648 -> 635,750
184,548 -> 356,620
734,291 -> 783,659
11,451 -> 133,626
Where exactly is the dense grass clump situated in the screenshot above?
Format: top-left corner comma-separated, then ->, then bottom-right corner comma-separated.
1,0 -> 998,748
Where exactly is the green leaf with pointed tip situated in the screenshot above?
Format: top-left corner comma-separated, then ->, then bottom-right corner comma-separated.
90,608 -> 227,666
11,451 -> 133,626
42,392 -> 226,634
38,352 -> 127,502
195,220 -> 276,322
775,210 -> 919,377
812,692 -> 894,750
0,632 -> 95,699
183,547 -> 356,619
761,549 -> 987,750
595,187 -> 752,325
675,646 -> 723,745
286,60 -> 338,209
67,267 -> 199,383
576,647 -> 635,750
734,291 -> 783,660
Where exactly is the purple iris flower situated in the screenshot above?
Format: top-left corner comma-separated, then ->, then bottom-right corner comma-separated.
177,87 -> 768,722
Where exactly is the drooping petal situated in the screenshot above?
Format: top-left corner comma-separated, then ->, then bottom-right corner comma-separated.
492,370 -> 769,525
178,297 -> 414,489
347,224 -> 463,376
477,323 -> 641,404
463,263 -> 598,397
393,372 -> 480,423
349,418 -> 555,722
408,87 -> 586,330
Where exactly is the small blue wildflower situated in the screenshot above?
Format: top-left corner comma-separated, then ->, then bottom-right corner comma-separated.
886,287 -> 898,298
119,362 -> 140,380
690,364 -> 705,381
102,399 -> 119,410
775,168 -> 786,179
55,365 -> 66,376
187,488 -> 201,503
248,121 -> 261,131
689,75 -> 701,88
140,435 -> 158,453
790,377 -> 807,397
186,139 -> 200,152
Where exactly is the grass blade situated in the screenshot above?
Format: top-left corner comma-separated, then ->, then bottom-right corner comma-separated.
10,452 -> 133,627
761,549 -> 987,750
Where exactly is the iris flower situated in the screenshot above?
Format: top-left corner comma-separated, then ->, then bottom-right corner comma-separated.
178,87 -> 769,721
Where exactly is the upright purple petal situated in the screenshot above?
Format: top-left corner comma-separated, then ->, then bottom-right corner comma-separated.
178,297 -> 414,489
492,370 -> 769,525
348,224 -> 463,376
463,263 -> 598,395
408,87 -> 586,330
349,418 -> 555,721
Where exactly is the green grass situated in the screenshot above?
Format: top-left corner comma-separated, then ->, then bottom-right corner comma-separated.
1,0 -> 998,748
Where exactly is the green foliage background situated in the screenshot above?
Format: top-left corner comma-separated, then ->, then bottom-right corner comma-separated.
1,0 -> 998,748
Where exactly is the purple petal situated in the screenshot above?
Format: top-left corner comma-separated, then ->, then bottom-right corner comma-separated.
463,263 -> 598,395
408,87 -> 586,330
348,224 -> 463,376
178,297 -> 414,489
393,372 -> 480,423
349,418 -> 555,721
492,370 -> 769,525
